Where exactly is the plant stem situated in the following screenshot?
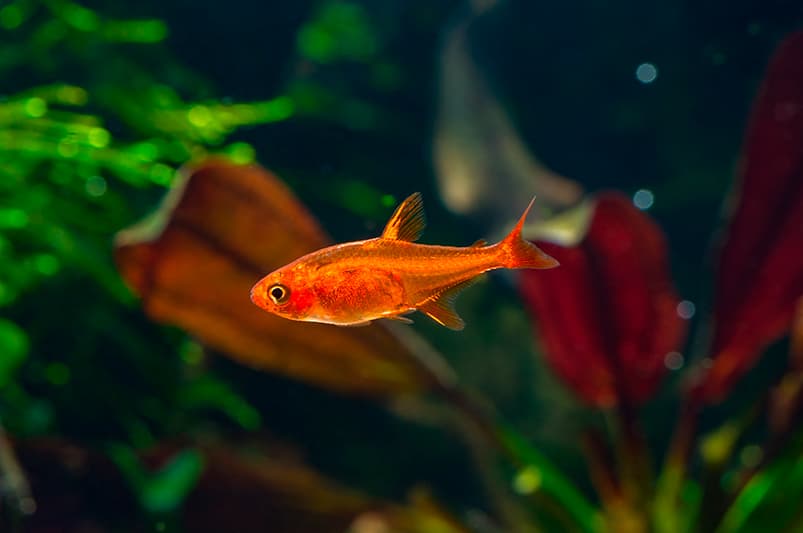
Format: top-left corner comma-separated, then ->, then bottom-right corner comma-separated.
616,402 -> 654,504
379,322 -> 598,531
438,386 -> 542,533
435,382 -> 598,533
653,398 -> 700,533
744,384 -> 803,487
0,422 -> 36,527
583,428 -> 622,506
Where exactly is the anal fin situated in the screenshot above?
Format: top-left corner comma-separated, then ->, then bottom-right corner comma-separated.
417,277 -> 481,331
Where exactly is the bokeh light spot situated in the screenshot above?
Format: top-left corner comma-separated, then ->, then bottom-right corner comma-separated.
664,351 -> 684,370
64,4 -> 99,31
349,513 -> 390,533
130,142 -> 159,162
85,175 -> 107,197
513,466 -> 542,495
34,254 -> 60,276
57,138 -> 79,158
633,189 -> 654,210
677,300 -> 696,319
180,341 -> 204,366
380,194 -> 396,208
45,362 -> 70,385
226,142 -> 255,164
0,208 -> 29,228
740,444 -> 763,468
18,497 -> 36,515
57,85 -> 88,105
87,127 -> 110,148
24,97 -> 47,117
635,63 -> 658,84
0,5 -> 24,29
188,105 -> 212,127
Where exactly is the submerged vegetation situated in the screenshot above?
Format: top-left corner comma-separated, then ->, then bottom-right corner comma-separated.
1,1 -> 803,532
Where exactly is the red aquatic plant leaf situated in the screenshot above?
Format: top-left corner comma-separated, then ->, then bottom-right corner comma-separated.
697,31 -> 803,402
115,159 -> 449,397
519,193 -> 686,407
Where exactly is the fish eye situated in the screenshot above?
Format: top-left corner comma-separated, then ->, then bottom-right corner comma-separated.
268,284 -> 290,305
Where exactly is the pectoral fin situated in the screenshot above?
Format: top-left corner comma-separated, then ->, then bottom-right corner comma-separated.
385,315 -> 414,324
417,278 -> 481,331
381,192 -> 426,242
343,321 -> 372,327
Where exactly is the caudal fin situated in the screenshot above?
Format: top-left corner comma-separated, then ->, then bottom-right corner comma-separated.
499,197 -> 560,270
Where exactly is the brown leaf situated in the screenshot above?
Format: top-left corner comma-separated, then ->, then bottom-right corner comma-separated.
115,159 -> 451,397
183,444 -> 371,533
185,446 -> 472,533
15,438 -> 471,533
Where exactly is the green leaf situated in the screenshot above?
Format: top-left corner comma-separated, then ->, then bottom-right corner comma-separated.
110,445 -> 204,514
297,1 -> 377,63
179,376 -> 261,430
142,449 -> 204,513
499,425 -> 601,533
0,319 -> 28,387
716,433 -> 803,533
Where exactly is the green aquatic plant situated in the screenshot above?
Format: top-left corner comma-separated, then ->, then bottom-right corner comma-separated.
0,0 -> 298,314
0,0 -> 296,525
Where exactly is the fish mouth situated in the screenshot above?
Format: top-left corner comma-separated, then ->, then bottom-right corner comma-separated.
249,284 -> 263,307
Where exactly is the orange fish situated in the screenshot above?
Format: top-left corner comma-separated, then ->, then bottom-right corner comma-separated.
250,193 -> 558,330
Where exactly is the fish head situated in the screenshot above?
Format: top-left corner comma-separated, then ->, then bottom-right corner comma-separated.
250,266 -> 317,321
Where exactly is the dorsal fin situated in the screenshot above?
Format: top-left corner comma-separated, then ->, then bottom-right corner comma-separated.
381,192 -> 426,241
417,277 -> 483,331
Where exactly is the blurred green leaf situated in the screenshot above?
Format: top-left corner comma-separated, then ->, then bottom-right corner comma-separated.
716,433 -> 803,533
110,445 -> 204,514
142,449 -> 204,513
499,425 -> 601,533
179,376 -> 261,431
0,319 -> 28,387
297,1 -> 377,63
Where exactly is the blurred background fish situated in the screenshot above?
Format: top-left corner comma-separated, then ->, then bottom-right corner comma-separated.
433,0 -> 584,230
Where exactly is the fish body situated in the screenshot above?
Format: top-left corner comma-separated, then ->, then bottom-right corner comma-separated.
250,193 -> 558,330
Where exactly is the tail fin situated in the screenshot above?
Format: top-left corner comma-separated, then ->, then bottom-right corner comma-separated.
499,197 -> 560,270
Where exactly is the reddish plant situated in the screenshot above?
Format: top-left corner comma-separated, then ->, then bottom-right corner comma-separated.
517,32 -> 803,531
698,31 -> 803,402
519,193 -> 687,407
